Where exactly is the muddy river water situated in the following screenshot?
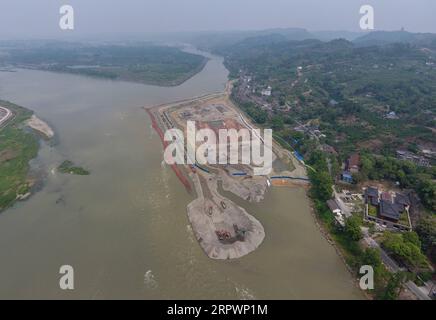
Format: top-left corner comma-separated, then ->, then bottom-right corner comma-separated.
0,50 -> 363,299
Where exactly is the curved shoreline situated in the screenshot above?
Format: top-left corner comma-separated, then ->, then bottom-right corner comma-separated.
0,101 -> 53,213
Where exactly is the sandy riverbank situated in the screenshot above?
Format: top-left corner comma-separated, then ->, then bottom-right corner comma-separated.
27,115 -> 54,139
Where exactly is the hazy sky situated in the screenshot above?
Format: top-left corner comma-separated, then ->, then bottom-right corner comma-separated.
0,0 -> 435,39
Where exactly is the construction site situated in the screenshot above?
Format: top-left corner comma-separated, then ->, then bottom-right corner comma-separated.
145,85 -> 308,259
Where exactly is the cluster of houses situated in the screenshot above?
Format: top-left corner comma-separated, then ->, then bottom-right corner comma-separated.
364,186 -> 412,231
396,150 -> 431,168
294,123 -> 326,139
326,185 -> 412,231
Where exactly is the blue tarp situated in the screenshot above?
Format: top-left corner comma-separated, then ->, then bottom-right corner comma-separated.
294,151 -> 304,161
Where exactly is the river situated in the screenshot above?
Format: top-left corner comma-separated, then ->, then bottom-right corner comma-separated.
0,51 -> 363,299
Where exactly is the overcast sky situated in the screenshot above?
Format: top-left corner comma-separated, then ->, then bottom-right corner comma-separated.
0,0 -> 435,39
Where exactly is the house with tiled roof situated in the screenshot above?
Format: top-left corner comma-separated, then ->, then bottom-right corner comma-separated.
345,153 -> 360,173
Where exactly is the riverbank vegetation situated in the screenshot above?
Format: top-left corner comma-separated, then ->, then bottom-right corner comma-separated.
0,42 -> 208,86
0,100 -> 39,211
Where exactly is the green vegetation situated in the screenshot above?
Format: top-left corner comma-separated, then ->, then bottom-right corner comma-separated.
382,231 -> 428,270
306,151 -> 333,201
219,33 -> 436,299
344,215 -> 363,241
368,204 -> 378,217
357,152 -> 436,211
377,271 -> 411,300
398,212 -> 410,226
0,100 -> 39,211
415,217 -> 436,264
234,100 -> 268,124
0,43 -> 208,86
296,150 -> 397,297
221,36 -> 436,213
223,40 -> 436,145
58,160 -> 90,176
311,197 -> 393,298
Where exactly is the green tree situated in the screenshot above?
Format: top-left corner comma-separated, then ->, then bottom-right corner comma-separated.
417,179 -> 436,211
361,248 -> 382,268
309,170 -> 333,201
415,217 -> 436,263
271,115 -> 284,130
378,272 -> 408,300
344,215 -> 362,241
382,232 -> 428,270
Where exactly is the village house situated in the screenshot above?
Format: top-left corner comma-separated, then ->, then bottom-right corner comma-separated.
396,150 -> 431,167
327,199 -> 342,215
327,199 -> 345,227
365,186 -> 379,206
321,144 -> 338,156
364,187 -> 411,231
261,86 -> 272,96
385,111 -> 399,119
345,153 -> 360,173
341,153 -> 360,183
341,172 -> 353,184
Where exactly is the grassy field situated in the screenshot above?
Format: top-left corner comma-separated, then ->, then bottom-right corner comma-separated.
0,100 -> 39,211
368,204 -> 378,217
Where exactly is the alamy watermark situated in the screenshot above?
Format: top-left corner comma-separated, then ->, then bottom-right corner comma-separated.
360,5 -> 375,30
59,5 -> 375,32
359,265 -> 374,290
163,121 -> 273,176
59,5 -> 74,30
59,265 -> 74,290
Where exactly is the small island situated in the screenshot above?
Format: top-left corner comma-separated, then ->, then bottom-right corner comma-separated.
58,160 -> 90,176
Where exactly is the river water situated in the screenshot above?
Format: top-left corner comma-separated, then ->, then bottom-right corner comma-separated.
0,52 -> 363,299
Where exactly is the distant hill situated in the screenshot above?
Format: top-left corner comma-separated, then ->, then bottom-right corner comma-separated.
186,28 -> 315,50
312,30 -> 366,41
354,30 -> 436,47
189,29 -> 436,51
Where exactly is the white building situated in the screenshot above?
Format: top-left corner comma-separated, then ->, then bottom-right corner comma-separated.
261,86 -> 272,96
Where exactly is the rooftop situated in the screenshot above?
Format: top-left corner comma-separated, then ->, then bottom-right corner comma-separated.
380,200 -> 401,221
365,187 -> 379,198
381,192 -> 392,202
327,199 -> 341,213
347,153 -> 360,167
395,193 -> 410,206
